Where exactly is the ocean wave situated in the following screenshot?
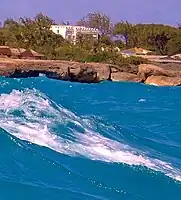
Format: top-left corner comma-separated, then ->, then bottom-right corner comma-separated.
0,89 -> 181,182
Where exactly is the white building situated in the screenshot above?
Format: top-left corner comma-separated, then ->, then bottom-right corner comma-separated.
50,25 -> 99,44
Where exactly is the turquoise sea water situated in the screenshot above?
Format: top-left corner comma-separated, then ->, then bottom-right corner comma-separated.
0,76 -> 181,200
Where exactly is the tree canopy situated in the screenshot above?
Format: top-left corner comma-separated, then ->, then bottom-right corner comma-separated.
0,13 -> 65,59
0,12 -> 181,65
76,12 -> 112,36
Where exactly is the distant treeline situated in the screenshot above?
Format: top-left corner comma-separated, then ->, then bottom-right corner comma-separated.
0,12 -> 180,66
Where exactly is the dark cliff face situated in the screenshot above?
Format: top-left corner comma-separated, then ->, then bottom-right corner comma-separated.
9,69 -> 40,78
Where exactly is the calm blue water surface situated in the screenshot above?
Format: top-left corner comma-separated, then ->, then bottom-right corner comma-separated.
0,76 -> 181,200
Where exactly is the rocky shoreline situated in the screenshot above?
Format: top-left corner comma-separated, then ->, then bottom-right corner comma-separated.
0,58 -> 181,86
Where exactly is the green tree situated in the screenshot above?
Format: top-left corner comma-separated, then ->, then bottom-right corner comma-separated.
166,30 -> 181,55
148,31 -> 170,55
76,12 -> 112,36
2,13 -> 65,58
113,21 -> 137,48
0,28 -> 8,45
2,11 -> 181,61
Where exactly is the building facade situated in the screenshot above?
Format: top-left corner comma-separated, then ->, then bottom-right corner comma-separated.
50,25 -> 99,44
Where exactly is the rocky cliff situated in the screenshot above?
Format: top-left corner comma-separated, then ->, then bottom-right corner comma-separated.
0,58 -> 181,86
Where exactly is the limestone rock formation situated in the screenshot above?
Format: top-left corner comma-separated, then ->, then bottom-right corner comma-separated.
1,58 -> 181,86
0,59 -> 111,83
69,62 -> 110,83
138,64 -> 179,80
111,69 -> 143,82
145,75 -> 181,86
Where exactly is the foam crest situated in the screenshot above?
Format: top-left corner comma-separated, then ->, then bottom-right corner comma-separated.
0,89 -> 181,182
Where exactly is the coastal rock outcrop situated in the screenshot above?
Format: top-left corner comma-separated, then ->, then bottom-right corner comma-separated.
0,59 -> 111,83
1,58 -> 181,86
138,64 -> 179,80
111,64 -> 139,74
46,64 -> 70,80
145,75 -> 181,86
69,62 -> 110,83
111,68 -> 143,82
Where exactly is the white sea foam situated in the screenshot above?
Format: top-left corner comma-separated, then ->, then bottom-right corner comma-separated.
0,89 -> 181,182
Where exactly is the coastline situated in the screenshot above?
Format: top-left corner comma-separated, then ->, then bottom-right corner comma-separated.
0,58 -> 181,86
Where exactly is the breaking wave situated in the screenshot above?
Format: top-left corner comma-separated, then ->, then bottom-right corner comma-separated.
0,88 -> 181,182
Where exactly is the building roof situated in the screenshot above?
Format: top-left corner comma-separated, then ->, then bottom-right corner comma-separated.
0,46 -> 44,58
29,49 -> 44,57
21,49 -> 44,57
10,48 -> 26,56
121,47 -> 152,55
0,46 -> 10,49
121,49 -> 136,54
171,54 -> 181,59
51,25 -> 99,32
0,46 -> 11,56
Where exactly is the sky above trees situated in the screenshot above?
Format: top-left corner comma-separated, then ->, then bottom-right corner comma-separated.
0,0 -> 180,25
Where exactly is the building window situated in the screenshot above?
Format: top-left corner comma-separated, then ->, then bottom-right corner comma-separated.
57,30 -> 59,34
